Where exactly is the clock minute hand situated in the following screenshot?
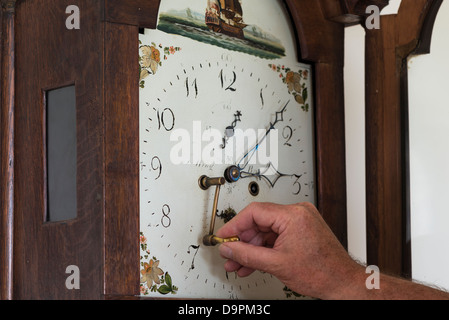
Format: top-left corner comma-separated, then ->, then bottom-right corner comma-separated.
236,100 -> 290,171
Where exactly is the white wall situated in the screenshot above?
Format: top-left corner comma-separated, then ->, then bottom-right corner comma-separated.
344,0 -> 449,290
344,24 -> 366,264
408,0 -> 449,291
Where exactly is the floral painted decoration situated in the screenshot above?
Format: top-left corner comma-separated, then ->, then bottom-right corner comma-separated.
139,42 -> 181,88
269,64 -> 310,112
140,232 -> 178,295
141,259 -> 164,288
140,232 -> 149,253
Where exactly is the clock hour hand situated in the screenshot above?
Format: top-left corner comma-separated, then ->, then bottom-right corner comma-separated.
241,164 -> 303,189
198,175 -> 240,246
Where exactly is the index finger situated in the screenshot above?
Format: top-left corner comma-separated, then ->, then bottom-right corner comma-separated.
216,202 -> 285,239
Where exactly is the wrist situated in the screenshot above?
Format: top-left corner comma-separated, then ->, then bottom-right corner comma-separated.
321,262 -> 369,300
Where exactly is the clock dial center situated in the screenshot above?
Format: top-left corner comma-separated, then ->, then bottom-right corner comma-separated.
224,165 -> 241,183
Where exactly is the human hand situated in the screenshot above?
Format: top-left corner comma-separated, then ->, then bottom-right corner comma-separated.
216,202 -> 363,299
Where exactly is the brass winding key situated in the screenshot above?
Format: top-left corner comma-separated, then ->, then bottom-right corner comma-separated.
198,175 -> 240,246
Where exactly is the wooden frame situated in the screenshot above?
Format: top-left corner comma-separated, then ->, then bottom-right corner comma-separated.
12,0 -> 105,299
1,0 -> 348,299
364,0 -> 443,278
285,0 -> 348,248
0,0 -> 16,301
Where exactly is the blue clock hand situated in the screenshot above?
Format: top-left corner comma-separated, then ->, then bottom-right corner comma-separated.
236,100 -> 290,172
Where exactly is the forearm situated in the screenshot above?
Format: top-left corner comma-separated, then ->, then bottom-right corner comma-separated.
327,265 -> 449,300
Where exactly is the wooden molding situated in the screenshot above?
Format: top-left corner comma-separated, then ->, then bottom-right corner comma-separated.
103,22 -> 140,296
413,0 -> 443,55
364,0 -> 442,277
0,0 -> 16,300
320,0 -> 390,24
349,0 -> 390,16
1,0 -> 16,13
286,0 -> 348,247
103,0 -> 160,28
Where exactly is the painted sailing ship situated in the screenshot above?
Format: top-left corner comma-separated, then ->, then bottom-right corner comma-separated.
205,0 -> 247,39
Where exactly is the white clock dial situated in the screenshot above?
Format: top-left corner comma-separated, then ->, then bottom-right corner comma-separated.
139,0 -> 315,299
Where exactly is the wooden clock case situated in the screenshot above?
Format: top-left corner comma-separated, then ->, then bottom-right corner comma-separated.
4,0 -> 440,299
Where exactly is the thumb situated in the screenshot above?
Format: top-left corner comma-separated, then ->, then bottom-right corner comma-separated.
219,242 -> 279,275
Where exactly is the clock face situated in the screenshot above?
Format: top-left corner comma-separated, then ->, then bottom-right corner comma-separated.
139,0 -> 315,299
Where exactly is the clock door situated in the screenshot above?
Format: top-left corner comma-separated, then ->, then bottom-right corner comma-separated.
11,0 -> 105,299
2,0 -> 157,299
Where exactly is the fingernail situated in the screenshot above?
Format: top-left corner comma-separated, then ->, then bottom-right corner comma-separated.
219,244 -> 233,259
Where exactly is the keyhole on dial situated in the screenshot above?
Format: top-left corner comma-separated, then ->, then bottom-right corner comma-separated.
249,181 -> 260,197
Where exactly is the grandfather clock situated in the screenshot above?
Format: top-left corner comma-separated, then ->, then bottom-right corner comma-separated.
1,0 -> 355,299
